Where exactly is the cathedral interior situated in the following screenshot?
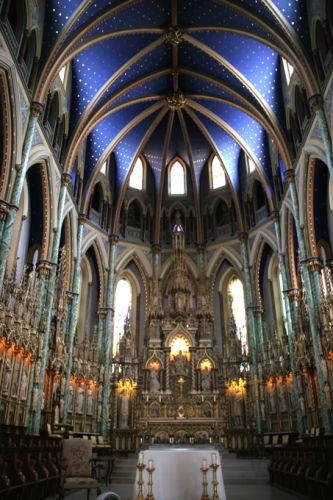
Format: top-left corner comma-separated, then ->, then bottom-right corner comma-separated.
1,1 -> 333,499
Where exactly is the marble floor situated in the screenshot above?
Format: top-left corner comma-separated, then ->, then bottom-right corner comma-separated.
63,452 -> 307,500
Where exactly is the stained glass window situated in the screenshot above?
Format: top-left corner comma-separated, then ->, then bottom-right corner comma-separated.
247,157 -> 256,174
170,160 -> 185,195
113,279 -> 132,355
211,155 -> 226,189
129,157 -> 144,190
100,161 -> 106,175
59,65 -> 66,84
227,277 -> 248,354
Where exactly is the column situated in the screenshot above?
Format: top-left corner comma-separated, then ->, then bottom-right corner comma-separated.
273,213 -> 304,435
307,258 -> 323,322
0,102 -> 43,291
239,232 -> 262,434
101,234 -> 118,438
31,173 -> 70,433
286,171 -> 332,432
26,260 -> 52,430
0,201 -> 10,242
308,95 -> 333,179
62,215 -> 85,423
97,308 -> 107,360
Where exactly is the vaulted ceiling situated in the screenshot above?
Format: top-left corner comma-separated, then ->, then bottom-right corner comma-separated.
39,0 -> 316,224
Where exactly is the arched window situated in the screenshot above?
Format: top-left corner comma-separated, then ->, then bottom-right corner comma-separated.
211,155 -> 226,189
282,57 -> 294,85
127,200 -> 142,228
253,180 -> 266,211
170,160 -> 185,195
129,157 -> 144,190
8,0 -> 25,45
227,277 -> 248,354
113,279 -> 132,355
295,86 -> 309,132
91,183 -> 103,213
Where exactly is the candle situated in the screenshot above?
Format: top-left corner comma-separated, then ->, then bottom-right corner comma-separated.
202,459 -> 207,469
139,452 -> 144,464
148,459 -> 153,469
211,453 -> 217,464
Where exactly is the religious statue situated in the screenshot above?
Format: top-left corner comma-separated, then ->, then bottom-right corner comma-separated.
2,356 -> 12,395
324,381 -> 332,409
20,364 -> 28,400
118,389 -> 129,429
172,351 -> 188,377
86,387 -> 93,415
68,384 -> 74,412
232,386 -> 244,427
76,383 -> 85,414
201,367 -> 211,392
278,382 -> 288,412
269,386 -> 277,414
149,368 -> 160,393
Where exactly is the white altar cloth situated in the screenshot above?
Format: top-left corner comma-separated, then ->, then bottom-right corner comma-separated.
132,448 -> 227,500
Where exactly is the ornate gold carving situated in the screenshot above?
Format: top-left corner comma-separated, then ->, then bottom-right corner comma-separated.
166,90 -> 187,110
165,26 -> 184,45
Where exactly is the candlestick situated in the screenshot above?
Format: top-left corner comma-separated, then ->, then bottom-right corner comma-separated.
200,460 -> 209,500
136,460 -> 146,500
139,452 -> 144,464
211,452 -> 217,464
210,462 -> 220,500
146,460 -> 155,500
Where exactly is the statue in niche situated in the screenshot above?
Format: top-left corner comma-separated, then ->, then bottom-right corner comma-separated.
321,356 -> 329,382
149,368 -> 160,393
2,355 -> 12,394
201,367 -> 211,392
172,351 -> 188,377
203,403 -> 212,418
231,386 -> 244,426
11,358 -> 21,397
278,382 -> 288,412
324,381 -> 332,409
76,383 -> 85,414
86,387 -> 93,415
20,363 -> 28,400
118,389 -> 129,429
68,384 -> 74,412
269,386 -> 277,414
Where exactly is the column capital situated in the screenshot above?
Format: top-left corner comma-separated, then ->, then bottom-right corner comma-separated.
97,308 -> 108,318
304,256 -> 322,273
287,288 -> 300,300
308,94 -> 323,112
30,101 -> 44,117
196,243 -> 206,252
285,169 -> 295,183
238,231 -> 248,242
151,244 -> 161,253
37,259 -> 55,275
0,200 -> 11,221
271,210 -> 280,222
61,172 -> 72,187
109,233 -> 119,244
78,213 -> 87,225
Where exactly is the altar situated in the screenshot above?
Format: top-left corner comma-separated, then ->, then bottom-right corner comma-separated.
133,448 -> 227,500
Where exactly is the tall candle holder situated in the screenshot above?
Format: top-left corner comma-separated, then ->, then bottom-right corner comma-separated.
136,461 -> 146,500
210,462 -> 220,500
200,460 -> 209,500
146,460 -> 155,500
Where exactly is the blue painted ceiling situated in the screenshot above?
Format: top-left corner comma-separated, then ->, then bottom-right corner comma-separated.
43,0 -> 311,204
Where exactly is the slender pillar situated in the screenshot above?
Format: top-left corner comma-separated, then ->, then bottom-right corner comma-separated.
101,234 -> 118,437
0,102 -> 43,292
97,308 -> 107,360
31,174 -> 70,433
309,95 -> 333,179
307,258 -> 323,322
0,201 -> 10,242
62,216 -> 85,423
239,232 -> 262,434
286,171 -> 332,432
26,261 -> 52,430
273,213 -> 304,435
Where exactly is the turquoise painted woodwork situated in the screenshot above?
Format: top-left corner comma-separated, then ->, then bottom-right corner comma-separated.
274,219 -> 304,435
240,235 -> 262,434
0,103 -> 43,292
31,179 -> 69,433
62,221 -> 84,423
101,238 -> 117,437
288,178 -> 332,432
